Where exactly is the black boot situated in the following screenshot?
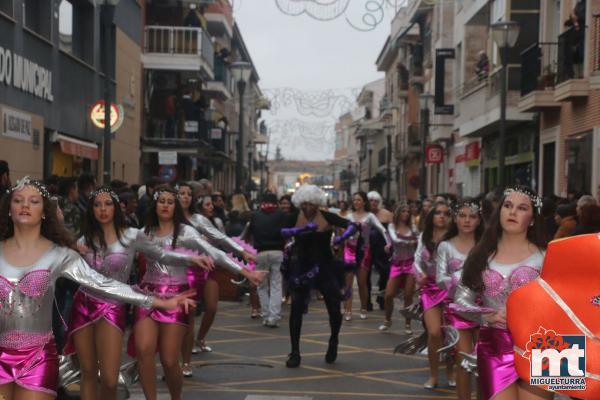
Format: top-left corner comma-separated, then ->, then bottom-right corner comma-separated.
286,352 -> 301,368
325,339 -> 338,364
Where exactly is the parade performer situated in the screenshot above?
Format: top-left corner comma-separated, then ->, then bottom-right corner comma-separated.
508,233 -> 600,400
343,191 -> 390,321
454,186 -> 548,400
64,187 -> 211,400
436,198 -> 484,400
283,185 -> 352,368
413,201 -> 454,389
0,178 -> 195,400
379,203 -> 418,334
367,191 -> 393,311
131,185 -> 263,400
177,183 -> 255,377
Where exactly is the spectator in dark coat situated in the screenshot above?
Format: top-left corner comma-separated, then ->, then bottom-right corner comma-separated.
554,203 -> 578,239
572,204 -> 600,236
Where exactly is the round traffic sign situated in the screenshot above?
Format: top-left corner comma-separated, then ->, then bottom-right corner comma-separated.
90,100 -> 124,133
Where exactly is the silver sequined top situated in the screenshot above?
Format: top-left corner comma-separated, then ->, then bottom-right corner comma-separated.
453,250 -> 545,328
142,224 -> 243,286
78,228 -> 196,301
346,212 -> 391,247
412,234 -> 437,277
436,240 -> 468,297
0,243 -> 153,339
388,224 -> 418,263
188,214 -> 244,256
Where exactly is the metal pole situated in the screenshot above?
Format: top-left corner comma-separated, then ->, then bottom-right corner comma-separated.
498,45 -> 508,189
367,148 -> 372,191
386,134 -> 392,201
101,4 -> 115,185
236,80 -> 246,191
420,107 -> 429,200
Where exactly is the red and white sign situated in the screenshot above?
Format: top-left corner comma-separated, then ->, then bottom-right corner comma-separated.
426,144 -> 444,164
90,100 -> 124,133
465,141 -> 480,162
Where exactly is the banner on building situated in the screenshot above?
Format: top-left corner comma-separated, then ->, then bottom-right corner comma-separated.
2,107 -> 32,142
158,151 -> 177,165
435,48 -> 455,115
426,144 -> 444,164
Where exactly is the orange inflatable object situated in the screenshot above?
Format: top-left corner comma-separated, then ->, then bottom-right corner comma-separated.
507,234 -> 600,399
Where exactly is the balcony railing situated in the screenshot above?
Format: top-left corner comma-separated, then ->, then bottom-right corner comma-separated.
557,26 -> 586,84
144,26 -> 214,70
520,42 -> 559,96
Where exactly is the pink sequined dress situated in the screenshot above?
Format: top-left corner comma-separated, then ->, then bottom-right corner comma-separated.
0,244 -> 153,396
413,236 -> 447,311
64,228 -> 198,355
435,240 -> 477,329
343,212 -> 390,270
387,224 -> 417,279
452,251 -> 545,400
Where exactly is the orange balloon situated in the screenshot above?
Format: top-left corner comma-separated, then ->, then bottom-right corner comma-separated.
507,234 -> 600,399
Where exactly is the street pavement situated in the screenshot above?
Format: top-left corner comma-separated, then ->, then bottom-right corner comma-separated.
126,291 -> 458,400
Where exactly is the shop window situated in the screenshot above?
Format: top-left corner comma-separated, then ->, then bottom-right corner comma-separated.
566,132 -> 592,194
23,0 -> 51,39
58,0 -> 94,64
0,0 -> 13,16
378,148 -> 386,167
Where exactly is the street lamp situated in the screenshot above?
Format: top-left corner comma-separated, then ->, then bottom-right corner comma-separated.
419,93 -> 434,200
491,21 -> 519,188
98,0 -> 120,184
230,61 -> 252,192
384,125 -> 393,201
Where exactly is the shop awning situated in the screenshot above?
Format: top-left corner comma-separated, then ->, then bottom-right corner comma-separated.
56,133 -> 99,160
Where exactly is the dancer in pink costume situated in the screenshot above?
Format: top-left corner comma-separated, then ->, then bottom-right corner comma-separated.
177,183 -> 257,377
64,187 -> 211,400
342,191 -> 390,321
379,203 -> 418,334
131,185 -> 263,400
413,201 -> 454,389
453,186 -> 550,400
436,198 -> 484,399
0,178 -> 195,400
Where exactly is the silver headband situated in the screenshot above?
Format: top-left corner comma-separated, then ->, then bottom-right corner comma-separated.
504,187 -> 543,213
89,187 -> 120,202
153,190 -> 179,201
454,201 -> 481,215
7,176 -> 50,199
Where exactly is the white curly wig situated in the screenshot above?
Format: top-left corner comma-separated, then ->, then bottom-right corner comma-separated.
367,191 -> 382,204
292,184 -> 327,207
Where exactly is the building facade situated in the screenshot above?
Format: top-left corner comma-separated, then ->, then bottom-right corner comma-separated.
0,0 -> 143,182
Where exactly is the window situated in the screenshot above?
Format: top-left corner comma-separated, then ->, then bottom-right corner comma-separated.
58,0 -> 94,63
23,0 -> 51,38
378,148 -> 386,167
0,0 -> 13,16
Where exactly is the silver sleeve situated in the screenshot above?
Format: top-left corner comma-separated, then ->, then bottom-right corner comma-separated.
435,242 -> 453,290
388,223 -> 401,244
177,228 -> 244,274
452,284 -> 484,323
58,248 -> 153,308
190,215 -> 245,256
412,238 -> 425,276
368,213 -> 391,246
130,229 -> 195,266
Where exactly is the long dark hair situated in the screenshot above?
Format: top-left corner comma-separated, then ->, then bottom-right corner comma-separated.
0,182 -> 74,248
145,184 -> 188,248
196,195 -> 219,229
462,186 -> 547,292
176,182 -> 195,215
82,188 -> 126,255
442,198 -> 485,243
421,201 -> 449,254
352,191 -> 370,212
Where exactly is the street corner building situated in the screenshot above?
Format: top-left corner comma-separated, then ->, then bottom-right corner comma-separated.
0,0 -> 143,183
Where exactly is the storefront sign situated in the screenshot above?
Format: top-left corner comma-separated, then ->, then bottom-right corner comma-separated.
184,121 -> 198,133
89,100 -> 124,133
158,151 -> 177,165
2,107 -> 32,142
210,128 -> 222,140
465,141 -> 480,162
0,46 -> 54,102
426,144 -> 444,164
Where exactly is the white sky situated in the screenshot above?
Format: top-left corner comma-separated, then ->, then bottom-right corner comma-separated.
234,1 -> 401,161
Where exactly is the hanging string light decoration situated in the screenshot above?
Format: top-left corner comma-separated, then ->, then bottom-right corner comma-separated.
263,87 -> 361,117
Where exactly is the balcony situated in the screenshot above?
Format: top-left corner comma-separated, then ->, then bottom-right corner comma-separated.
142,26 -> 214,78
204,58 -> 233,100
555,27 -> 588,101
205,0 -> 234,38
518,43 -> 561,112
